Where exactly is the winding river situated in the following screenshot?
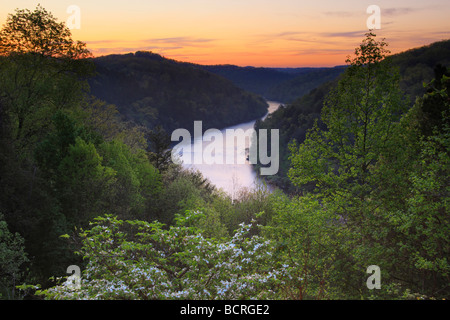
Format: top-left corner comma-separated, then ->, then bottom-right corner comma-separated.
180,101 -> 281,198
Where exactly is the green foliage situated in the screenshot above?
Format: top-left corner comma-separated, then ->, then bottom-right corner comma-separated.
77,96 -> 148,150
98,140 -> 162,219
256,39 -> 450,192
0,6 -> 96,290
404,128 -> 450,282
34,111 -> 102,175
199,65 -> 299,101
228,185 -> 276,233
266,67 -> 346,103
57,137 -> 116,224
156,171 -> 208,225
285,33 -> 450,299
289,33 -> 407,204
1,5 -> 448,301
89,51 -> 268,134
262,194 -> 343,299
200,64 -> 345,103
0,5 -> 93,149
147,125 -> 172,172
0,5 -> 90,59
290,34 -> 402,292
0,213 -> 28,299
376,78 -> 450,298
37,213 -> 284,300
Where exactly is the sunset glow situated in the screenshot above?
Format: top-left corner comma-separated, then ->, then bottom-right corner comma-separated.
1,0 -> 449,67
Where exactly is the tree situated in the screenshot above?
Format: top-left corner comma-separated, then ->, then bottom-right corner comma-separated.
0,6 -> 95,287
35,213 -> 284,300
417,64 -> 450,136
0,213 -> 28,299
376,70 -> 450,298
0,5 -> 88,58
147,125 -> 172,172
56,137 -> 116,226
98,140 -> 162,220
401,123 -> 450,297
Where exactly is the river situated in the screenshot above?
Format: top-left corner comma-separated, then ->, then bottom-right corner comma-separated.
180,101 -> 282,198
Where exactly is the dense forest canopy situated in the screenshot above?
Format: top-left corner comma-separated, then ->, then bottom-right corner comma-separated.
0,6 -> 448,302
197,64 -> 347,103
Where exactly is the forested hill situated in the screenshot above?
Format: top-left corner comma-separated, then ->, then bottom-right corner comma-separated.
88,51 -> 268,134
256,39 -> 450,192
196,64 -> 346,103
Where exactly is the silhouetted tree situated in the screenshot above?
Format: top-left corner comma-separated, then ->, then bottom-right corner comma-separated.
147,125 -> 172,172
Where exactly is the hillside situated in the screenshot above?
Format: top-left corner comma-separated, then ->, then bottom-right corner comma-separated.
198,65 -> 298,99
265,66 -> 346,103
197,64 -> 346,103
88,51 -> 269,134
256,39 -> 450,192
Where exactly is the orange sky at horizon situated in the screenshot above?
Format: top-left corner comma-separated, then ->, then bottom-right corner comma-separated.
1,0 -> 449,67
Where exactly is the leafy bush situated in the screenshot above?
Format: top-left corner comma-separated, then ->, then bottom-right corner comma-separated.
37,212 -> 290,300
0,213 -> 28,299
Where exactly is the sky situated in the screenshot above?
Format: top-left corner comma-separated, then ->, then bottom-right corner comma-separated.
0,0 -> 449,67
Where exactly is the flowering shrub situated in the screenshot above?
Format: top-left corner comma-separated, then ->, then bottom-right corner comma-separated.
38,211 -> 290,300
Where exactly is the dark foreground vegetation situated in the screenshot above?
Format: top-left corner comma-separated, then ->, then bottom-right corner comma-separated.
89,52 -> 269,134
256,38 -> 450,193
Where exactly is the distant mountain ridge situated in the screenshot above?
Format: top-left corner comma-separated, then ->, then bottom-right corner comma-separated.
195,64 -> 347,103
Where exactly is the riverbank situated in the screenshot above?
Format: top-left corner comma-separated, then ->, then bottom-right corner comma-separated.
180,101 -> 283,197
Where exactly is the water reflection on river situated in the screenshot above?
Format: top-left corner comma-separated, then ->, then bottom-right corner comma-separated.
180,101 -> 281,198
